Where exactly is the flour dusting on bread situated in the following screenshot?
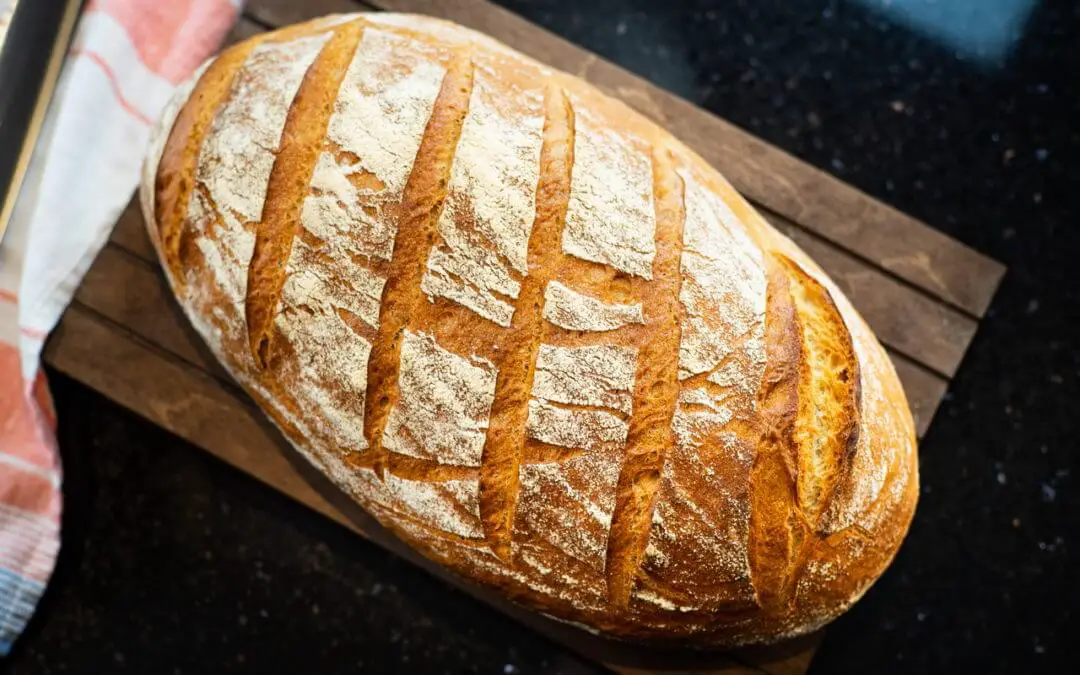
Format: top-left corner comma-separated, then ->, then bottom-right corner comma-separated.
142,59 -> 212,225
146,13 -> 918,646
303,28 -> 445,263
200,36 -> 330,229
385,473 -> 484,539
562,100 -> 656,278
532,344 -> 636,415
518,452 -> 621,573
675,170 -> 767,380
383,330 -> 497,467
182,36 -> 328,373
422,71 -> 543,327
542,281 -> 645,331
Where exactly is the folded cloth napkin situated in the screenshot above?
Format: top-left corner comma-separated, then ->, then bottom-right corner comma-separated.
0,0 -> 242,655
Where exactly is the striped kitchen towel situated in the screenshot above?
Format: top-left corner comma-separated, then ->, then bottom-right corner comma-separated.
0,0 -> 241,655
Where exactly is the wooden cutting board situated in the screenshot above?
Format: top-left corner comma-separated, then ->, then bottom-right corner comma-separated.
42,1 -> 1005,673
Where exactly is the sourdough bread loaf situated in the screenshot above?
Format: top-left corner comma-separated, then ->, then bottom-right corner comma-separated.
140,13 -> 919,645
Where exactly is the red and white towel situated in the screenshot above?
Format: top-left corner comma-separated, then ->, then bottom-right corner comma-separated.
0,0 -> 241,654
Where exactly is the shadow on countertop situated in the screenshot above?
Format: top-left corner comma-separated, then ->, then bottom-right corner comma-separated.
5,1 -> 1080,673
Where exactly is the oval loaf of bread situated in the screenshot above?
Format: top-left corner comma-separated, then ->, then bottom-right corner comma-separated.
141,13 -> 919,645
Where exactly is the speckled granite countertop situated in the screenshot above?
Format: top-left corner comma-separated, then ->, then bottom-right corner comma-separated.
5,1 -> 1078,673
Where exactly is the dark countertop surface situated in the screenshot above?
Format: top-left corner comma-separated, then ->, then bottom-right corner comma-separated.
4,1 -> 1079,673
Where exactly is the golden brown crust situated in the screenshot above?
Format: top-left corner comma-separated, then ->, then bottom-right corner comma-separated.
604,145 -> 685,607
154,41 -> 255,280
780,254 -> 861,528
747,260 -> 803,613
357,47 -> 475,479
477,84 -> 574,560
246,20 -> 366,368
142,12 -> 919,646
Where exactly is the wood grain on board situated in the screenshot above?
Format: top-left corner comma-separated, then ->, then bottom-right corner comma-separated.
44,2 -> 1006,674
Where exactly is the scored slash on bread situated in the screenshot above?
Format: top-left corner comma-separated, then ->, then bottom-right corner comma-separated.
782,256 -> 861,529
142,12 -> 918,646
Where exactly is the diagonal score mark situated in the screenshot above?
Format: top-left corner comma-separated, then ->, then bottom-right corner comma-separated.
603,143 -> 687,607
357,50 -> 476,478
476,84 -> 575,562
154,40 -> 259,283
245,19 -> 367,368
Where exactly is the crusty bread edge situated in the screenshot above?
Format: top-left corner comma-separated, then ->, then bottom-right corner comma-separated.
138,12 -> 919,647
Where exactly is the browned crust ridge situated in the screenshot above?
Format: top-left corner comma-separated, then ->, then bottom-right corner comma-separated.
145,13 -> 919,647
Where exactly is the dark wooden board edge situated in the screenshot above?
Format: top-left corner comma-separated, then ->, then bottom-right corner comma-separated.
244,0 -> 1005,317
45,305 -> 820,675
